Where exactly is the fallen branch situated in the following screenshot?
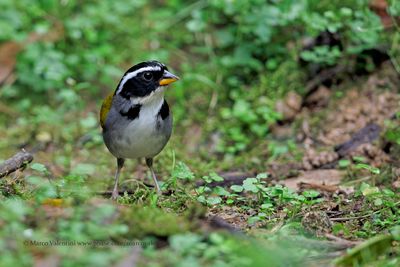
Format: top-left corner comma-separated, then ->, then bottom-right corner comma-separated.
334,123 -> 381,157
0,150 -> 33,178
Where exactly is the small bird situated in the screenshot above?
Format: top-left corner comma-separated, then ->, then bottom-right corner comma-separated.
100,61 -> 179,199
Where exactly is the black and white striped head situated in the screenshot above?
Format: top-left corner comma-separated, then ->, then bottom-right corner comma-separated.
115,61 -> 179,100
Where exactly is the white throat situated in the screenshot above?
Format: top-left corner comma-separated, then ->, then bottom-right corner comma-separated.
130,86 -> 165,113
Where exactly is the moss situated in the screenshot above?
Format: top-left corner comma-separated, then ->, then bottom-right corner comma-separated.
120,205 -> 191,238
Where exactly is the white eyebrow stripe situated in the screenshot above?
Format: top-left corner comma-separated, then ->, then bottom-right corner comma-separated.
116,66 -> 162,94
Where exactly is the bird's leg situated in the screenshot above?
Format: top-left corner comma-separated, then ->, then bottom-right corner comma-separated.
145,158 -> 161,194
111,158 -> 125,200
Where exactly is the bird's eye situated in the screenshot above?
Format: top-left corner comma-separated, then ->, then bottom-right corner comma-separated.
143,72 -> 153,81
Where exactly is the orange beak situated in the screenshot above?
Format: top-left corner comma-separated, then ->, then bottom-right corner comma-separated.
159,70 -> 180,86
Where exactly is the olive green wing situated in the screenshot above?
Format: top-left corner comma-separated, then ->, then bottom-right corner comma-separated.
100,92 -> 114,129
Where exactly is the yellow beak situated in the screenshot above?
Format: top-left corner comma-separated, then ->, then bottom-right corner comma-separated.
159,70 -> 180,86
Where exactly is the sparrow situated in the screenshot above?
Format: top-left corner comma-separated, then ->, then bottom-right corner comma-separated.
100,60 -> 179,199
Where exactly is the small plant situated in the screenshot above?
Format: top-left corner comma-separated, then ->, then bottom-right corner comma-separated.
196,172 -> 226,206
196,172 -> 324,224
165,161 -> 195,189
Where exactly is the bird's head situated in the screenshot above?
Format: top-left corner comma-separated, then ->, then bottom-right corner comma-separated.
115,60 -> 179,104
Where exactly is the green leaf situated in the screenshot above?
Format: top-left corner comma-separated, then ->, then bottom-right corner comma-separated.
335,234 -> 393,266
206,197 -> 222,206
202,175 -> 212,184
230,185 -> 243,192
261,203 -> 273,210
248,216 -> 261,225
197,195 -> 206,204
360,183 -> 380,196
353,156 -> 367,163
30,163 -> 48,174
214,186 -> 229,196
391,226 -> 400,240
302,190 -> 320,198
338,159 -> 350,168
256,173 -> 268,179
172,162 -> 195,180
373,198 -> 383,206
71,163 -> 96,175
26,176 -> 57,201
356,163 -> 380,175
243,178 -> 259,193
80,114 -> 98,129
226,199 -> 234,204
382,189 -> 395,197
170,233 -> 202,253
209,172 -> 224,182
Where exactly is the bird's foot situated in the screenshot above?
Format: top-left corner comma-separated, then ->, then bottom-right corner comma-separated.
111,190 -> 119,200
154,181 -> 162,195
155,188 -> 162,195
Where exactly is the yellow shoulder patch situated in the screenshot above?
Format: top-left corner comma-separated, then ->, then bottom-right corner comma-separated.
100,92 -> 114,128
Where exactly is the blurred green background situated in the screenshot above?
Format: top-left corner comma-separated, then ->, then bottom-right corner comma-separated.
1,0 -> 396,163
0,0 -> 399,266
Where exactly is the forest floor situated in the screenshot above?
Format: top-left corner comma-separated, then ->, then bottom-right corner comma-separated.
1,58 -> 400,266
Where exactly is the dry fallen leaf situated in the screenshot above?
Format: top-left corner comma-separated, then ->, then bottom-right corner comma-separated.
281,169 -> 344,191
0,20 -> 64,85
369,0 -> 393,28
0,41 -> 22,84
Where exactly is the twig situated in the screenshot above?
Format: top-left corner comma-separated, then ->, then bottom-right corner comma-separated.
0,150 -> 33,178
330,213 -> 377,222
342,176 -> 371,186
330,201 -> 400,222
303,64 -> 347,100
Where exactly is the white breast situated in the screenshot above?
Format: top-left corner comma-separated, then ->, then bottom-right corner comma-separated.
107,90 -> 172,159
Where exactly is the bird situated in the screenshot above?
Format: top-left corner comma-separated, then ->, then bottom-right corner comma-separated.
100,60 -> 179,199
